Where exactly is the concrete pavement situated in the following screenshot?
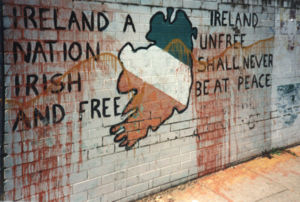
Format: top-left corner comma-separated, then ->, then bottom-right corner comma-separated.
139,145 -> 300,202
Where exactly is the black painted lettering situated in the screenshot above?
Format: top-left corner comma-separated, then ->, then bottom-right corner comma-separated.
15,74 -> 20,97
34,106 -> 50,127
53,104 -> 65,124
54,9 -> 66,30
204,80 -> 209,95
214,79 -> 222,93
82,11 -> 94,31
241,34 -> 245,46
13,7 -> 17,28
86,42 -> 100,60
235,13 -> 242,26
238,76 -> 244,90
79,101 -> 88,121
243,56 -> 249,69
24,6 -> 37,28
68,11 -> 81,30
63,42 -> 67,61
103,98 -> 111,117
228,12 -> 234,26
250,55 -> 255,68
206,58 -> 214,72
245,75 -> 250,89
217,58 -> 224,71
243,13 -> 251,27
251,74 -> 258,88
263,54 -> 268,67
222,78 -> 229,92
97,12 -> 109,31
196,81 -> 202,96
269,54 -> 273,67
225,56 -> 231,70
68,42 -> 82,61
258,74 -> 264,88
26,74 -> 39,96
50,73 -> 65,93
200,34 -> 207,49
91,99 -> 101,119
12,110 -> 31,131
13,41 -> 31,63
214,11 -> 221,26
222,11 -> 228,26
233,56 -> 239,69
43,74 -> 47,91
32,41 -> 47,63
226,34 -> 232,47
68,72 -> 81,92
255,54 -> 263,68
39,8 -> 51,30
123,14 -> 136,32
266,74 -> 271,87
45,41 -> 56,62
114,97 -> 121,116
252,13 -> 258,28
218,33 -> 224,48
209,34 -> 217,49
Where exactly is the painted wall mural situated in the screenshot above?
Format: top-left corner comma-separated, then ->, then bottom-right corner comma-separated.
277,83 -> 300,126
110,8 -> 197,148
2,1 -> 299,201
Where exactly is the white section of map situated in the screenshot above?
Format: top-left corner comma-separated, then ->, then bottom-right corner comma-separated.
119,44 -> 192,106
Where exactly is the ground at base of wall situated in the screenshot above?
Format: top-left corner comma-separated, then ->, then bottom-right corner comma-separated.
138,145 -> 300,202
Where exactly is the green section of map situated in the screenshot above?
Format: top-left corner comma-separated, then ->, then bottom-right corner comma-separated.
146,8 -> 197,66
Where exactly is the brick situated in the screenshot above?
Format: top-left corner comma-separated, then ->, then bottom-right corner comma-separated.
160,131 -> 178,142
126,182 -> 148,196
102,190 -> 126,202
88,182 -> 114,199
2,0 -> 300,201
141,0 -> 163,6
139,169 -> 160,182
102,170 -> 126,185
126,175 -> 139,187
73,177 -> 101,193
149,157 -> 171,170
70,192 -> 88,201
13,0 -> 40,5
69,171 -> 87,184
3,16 -> 13,29
162,0 -> 182,7
138,186 -> 160,199
88,163 -> 114,179
160,163 -> 181,176
153,175 -> 170,187
180,143 -> 197,154
88,145 -> 114,159
127,163 -> 149,177
171,121 -> 190,131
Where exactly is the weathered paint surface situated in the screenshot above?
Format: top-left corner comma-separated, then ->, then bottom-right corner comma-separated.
2,0 -> 300,201
139,145 -> 300,202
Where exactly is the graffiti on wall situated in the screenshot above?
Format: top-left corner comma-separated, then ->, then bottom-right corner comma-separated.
110,8 -> 197,148
3,1 -> 278,200
280,9 -> 300,50
6,6 -> 275,147
277,83 -> 300,126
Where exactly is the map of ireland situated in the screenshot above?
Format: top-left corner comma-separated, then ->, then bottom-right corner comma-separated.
110,8 -> 197,148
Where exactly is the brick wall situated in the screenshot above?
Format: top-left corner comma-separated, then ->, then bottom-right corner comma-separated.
2,0 -> 300,201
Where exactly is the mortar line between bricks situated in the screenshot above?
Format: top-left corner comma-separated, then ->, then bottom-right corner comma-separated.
76,0 -> 217,11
